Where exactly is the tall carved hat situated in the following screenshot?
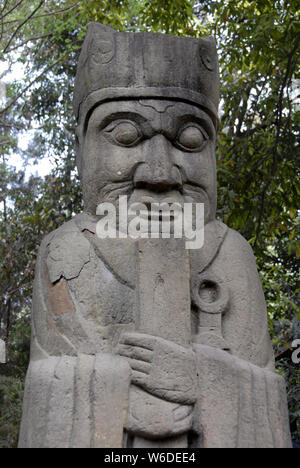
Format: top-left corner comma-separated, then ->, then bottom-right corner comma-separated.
74,23 -> 220,129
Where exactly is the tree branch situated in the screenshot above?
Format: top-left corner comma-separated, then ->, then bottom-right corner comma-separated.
1,0 -> 23,20
3,0 -> 45,54
2,0 -> 80,26
0,52 -> 68,116
0,139 -> 12,146
0,118 -> 25,130
253,33 -> 300,248
235,86 -> 251,137
5,32 -> 52,53
275,30 -> 300,144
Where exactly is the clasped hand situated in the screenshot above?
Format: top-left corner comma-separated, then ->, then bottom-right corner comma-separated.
117,332 -> 197,406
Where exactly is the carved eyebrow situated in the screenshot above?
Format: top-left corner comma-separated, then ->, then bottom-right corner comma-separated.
138,101 -> 176,113
173,114 -> 215,140
88,106 -> 216,142
91,111 -> 148,131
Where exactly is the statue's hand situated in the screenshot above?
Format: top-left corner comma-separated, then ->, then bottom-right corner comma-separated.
117,332 -> 197,405
126,386 -> 194,440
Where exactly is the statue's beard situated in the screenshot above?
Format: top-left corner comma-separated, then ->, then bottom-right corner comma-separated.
87,180 -> 213,227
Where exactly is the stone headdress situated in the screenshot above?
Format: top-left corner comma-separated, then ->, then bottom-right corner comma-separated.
74,23 -> 220,131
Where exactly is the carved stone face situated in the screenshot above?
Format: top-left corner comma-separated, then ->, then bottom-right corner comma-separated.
78,99 -> 217,224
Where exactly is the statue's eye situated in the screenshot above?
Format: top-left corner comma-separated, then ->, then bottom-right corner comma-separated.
103,121 -> 142,147
177,125 -> 208,151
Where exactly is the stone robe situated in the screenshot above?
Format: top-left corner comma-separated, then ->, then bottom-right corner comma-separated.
18,213 -> 292,448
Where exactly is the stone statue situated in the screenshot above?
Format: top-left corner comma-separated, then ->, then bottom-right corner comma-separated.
19,23 -> 292,448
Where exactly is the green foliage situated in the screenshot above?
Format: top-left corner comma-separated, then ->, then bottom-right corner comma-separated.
0,375 -> 24,448
277,319 -> 300,442
277,357 -> 300,442
0,0 -> 299,445
0,312 -> 31,448
141,0 -> 194,34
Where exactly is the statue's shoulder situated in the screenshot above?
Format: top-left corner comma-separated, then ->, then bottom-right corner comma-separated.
41,216 -> 80,243
221,225 -> 257,265
191,221 -> 257,274
40,214 -> 93,284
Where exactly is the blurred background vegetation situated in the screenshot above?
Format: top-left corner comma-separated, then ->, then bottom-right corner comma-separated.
0,0 -> 299,448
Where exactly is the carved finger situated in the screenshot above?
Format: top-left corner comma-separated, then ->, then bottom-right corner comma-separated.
127,358 -> 152,375
131,370 -> 149,387
117,344 -> 153,363
119,332 -> 155,351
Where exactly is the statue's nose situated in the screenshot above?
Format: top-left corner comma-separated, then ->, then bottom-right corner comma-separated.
133,135 -> 182,192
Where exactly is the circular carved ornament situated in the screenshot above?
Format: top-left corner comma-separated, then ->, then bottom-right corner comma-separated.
90,38 -> 115,65
193,275 -> 230,315
199,46 -> 215,71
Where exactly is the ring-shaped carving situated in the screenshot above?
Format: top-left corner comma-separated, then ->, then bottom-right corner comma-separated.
193,275 -> 230,315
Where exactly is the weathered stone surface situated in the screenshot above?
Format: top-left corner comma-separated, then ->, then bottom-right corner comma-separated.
19,354 -> 130,448
74,23 -> 219,127
193,345 -> 292,448
137,239 -> 191,346
19,22 -> 292,448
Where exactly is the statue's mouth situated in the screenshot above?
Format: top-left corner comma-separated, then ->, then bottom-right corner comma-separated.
96,181 -> 209,236
98,181 -> 209,226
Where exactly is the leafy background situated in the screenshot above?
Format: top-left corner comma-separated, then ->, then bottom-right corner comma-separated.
0,0 -> 299,448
